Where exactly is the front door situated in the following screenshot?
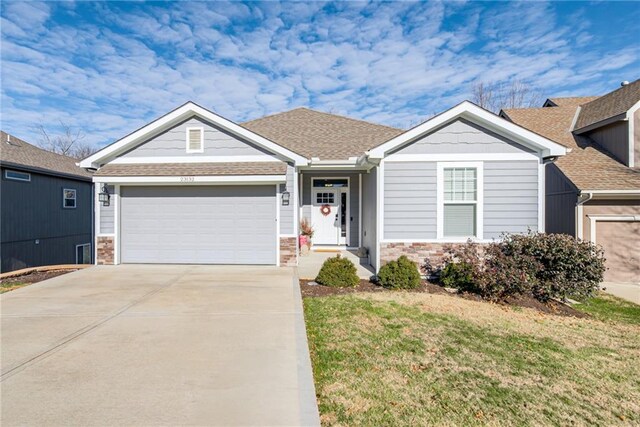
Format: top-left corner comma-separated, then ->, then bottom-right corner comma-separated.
311,179 -> 348,246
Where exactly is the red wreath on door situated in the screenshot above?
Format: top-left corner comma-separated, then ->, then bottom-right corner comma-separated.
320,204 -> 332,216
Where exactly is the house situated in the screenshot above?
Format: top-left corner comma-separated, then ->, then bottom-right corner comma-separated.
0,131 -> 94,272
501,80 -> 640,283
79,101 -> 566,271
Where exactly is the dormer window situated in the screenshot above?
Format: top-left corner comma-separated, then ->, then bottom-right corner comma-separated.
186,127 -> 204,153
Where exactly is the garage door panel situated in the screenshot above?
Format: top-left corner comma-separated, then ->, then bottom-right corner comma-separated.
596,221 -> 640,283
121,186 -> 277,265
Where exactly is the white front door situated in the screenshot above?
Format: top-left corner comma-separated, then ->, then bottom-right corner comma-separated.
312,187 -> 347,245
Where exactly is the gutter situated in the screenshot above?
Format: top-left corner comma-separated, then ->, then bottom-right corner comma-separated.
575,191 -> 593,239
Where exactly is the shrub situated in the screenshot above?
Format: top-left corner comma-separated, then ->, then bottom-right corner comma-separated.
315,255 -> 359,288
378,255 -> 422,290
438,232 -> 605,302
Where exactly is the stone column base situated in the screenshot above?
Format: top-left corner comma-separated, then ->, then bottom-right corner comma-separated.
97,236 -> 114,265
279,237 -> 297,266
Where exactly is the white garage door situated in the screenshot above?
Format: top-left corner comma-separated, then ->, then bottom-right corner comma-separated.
120,186 -> 277,264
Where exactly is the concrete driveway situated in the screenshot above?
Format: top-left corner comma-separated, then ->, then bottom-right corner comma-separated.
1,265 -> 320,426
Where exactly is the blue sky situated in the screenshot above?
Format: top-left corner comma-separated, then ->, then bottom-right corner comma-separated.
1,1 -> 639,149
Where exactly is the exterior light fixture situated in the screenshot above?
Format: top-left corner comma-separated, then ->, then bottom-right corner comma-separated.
282,189 -> 290,206
98,184 -> 111,207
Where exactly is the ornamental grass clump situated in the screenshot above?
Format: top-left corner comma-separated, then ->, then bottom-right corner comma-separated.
378,255 -> 422,290
315,255 -> 359,288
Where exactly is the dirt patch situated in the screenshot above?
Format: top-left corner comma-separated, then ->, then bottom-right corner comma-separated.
0,270 -> 77,287
301,279 -> 588,318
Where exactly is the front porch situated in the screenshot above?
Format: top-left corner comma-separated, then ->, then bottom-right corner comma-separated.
297,249 -> 375,280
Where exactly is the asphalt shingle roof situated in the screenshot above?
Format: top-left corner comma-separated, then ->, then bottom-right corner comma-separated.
0,131 -> 92,180
574,79 -> 640,130
94,162 -> 287,177
503,106 -> 640,191
242,107 -> 403,160
546,96 -> 600,108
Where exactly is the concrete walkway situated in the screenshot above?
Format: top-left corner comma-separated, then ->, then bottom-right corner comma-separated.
601,282 -> 640,305
1,265 -> 320,426
298,249 -> 375,280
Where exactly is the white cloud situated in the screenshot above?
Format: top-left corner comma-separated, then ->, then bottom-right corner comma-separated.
1,1 -> 638,147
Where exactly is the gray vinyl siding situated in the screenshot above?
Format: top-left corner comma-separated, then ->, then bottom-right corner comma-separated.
384,162 -> 437,239
361,168 -> 378,268
99,185 -> 115,234
483,161 -> 539,239
0,167 -> 92,272
118,116 -> 277,160
279,164 -> 294,235
390,118 -> 535,155
585,121 -> 630,166
301,171 -> 360,246
545,163 -> 577,236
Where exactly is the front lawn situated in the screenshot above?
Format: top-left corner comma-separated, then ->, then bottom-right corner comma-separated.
304,292 -> 640,426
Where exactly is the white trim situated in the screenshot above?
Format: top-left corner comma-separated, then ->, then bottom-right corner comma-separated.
358,173 -> 362,248
94,185 -> 100,264
436,162 -> 484,240
627,101 -> 640,168
276,184 -> 280,266
293,167 -> 299,265
538,159 -> 545,232
368,101 -> 567,159
110,155 -> 279,164
376,161 -> 384,272
114,185 -> 120,265
185,126 -> 204,153
93,175 -> 286,184
75,243 -> 91,264
381,239 -> 496,244
62,188 -> 77,209
4,169 -> 31,182
385,153 -> 539,162
587,214 -> 640,244
79,102 -> 308,168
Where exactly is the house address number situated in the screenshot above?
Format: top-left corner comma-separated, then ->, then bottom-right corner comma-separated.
180,176 -> 195,182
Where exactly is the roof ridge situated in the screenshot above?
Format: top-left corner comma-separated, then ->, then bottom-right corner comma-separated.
242,107 -> 403,131
580,78 -> 639,109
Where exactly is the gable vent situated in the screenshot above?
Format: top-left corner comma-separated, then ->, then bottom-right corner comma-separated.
186,127 -> 204,153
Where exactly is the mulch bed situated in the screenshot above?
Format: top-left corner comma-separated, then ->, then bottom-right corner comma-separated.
0,270 -> 76,286
300,279 -> 588,318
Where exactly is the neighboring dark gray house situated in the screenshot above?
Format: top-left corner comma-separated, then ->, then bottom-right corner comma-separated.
79,101 -> 565,271
1,131 -> 93,272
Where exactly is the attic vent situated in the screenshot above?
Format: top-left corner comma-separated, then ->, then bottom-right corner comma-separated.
186,127 -> 204,153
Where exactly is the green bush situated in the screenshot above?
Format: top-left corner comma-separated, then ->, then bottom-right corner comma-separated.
378,255 -> 421,290
438,232 -> 606,302
315,255 -> 359,288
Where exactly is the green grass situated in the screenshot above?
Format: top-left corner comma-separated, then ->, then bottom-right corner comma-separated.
304,292 -> 640,426
575,293 -> 640,325
0,282 -> 27,294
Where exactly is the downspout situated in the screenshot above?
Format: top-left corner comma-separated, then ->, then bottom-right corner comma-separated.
575,191 -> 593,240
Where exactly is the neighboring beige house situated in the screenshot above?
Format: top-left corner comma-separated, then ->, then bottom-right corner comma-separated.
501,79 -> 640,283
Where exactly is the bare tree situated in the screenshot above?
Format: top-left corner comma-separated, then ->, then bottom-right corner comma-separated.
471,80 -> 543,113
36,121 -> 97,159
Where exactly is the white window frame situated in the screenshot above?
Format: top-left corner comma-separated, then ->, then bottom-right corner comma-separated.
185,126 -> 204,153
4,169 -> 31,182
75,243 -> 92,264
63,188 -> 77,209
437,162 -> 483,241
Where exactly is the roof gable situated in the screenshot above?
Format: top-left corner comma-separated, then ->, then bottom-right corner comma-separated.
79,102 -> 308,169
574,79 -> 640,131
369,101 -> 566,159
242,108 -> 403,160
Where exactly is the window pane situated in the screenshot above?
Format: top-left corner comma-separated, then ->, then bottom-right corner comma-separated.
444,204 -> 476,237
444,167 -> 476,202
